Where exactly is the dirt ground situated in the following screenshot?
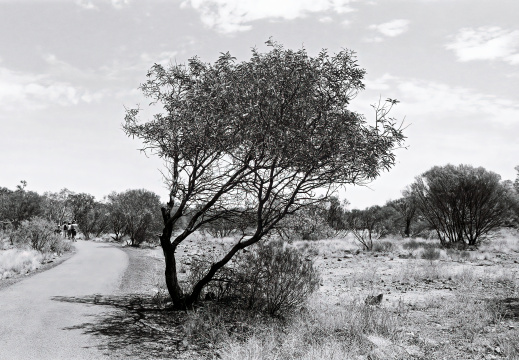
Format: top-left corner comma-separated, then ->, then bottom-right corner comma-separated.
164,229 -> 519,359
310,238 -> 519,359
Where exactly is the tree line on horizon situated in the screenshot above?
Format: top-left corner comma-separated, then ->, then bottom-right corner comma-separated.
1,163 -> 518,250
0,184 -> 165,247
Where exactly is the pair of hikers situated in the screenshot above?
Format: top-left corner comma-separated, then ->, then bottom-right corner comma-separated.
62,222 -> 78,241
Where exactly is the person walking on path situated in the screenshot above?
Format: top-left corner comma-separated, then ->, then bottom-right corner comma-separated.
62,223 -> 69,238
70,223 -> 78,241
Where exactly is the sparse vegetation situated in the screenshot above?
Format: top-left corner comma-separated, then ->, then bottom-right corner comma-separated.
65,229 -> 517,360
11,217 -> 71,255
421,247 -> 441,260
0,248 -> 43,279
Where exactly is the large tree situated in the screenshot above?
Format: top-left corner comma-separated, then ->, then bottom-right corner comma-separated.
411,164 -> 509,246
123,41 -> 405,308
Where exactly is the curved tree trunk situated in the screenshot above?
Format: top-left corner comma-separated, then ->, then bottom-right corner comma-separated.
159,214 -> 185,308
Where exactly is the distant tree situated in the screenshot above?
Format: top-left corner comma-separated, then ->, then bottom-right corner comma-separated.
123,41 -> 405,308
276,201 -> 333,240
0,181 -> 44,228
105,192 -> 128,241
411,164 -> 510,247
387,187 -> 418,237
502,179 -> 519,228
41,188 -> 74,225
346,205 -> 397,250
67,193 -> 109,239
514,165 -> 519,192
325,196 -> 349,236
108,189 -> 163,246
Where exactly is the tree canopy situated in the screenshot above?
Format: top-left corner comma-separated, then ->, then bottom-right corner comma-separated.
124,41 -> 405,308
411,164 -> 509,246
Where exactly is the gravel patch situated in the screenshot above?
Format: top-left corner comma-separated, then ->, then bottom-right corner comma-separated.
117,245 -> 164,295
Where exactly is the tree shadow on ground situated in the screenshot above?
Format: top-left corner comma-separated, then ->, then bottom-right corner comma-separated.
497,297 -> 519,320
51,294 -> 214,360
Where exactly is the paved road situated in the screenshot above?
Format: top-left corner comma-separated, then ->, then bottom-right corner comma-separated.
0,241 -> 129,360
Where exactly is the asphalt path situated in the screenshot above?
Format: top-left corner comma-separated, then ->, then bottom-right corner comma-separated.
0,240 -> 129,360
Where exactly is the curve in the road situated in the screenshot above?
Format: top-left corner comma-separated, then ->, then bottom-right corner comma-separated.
0,240 -> 129,360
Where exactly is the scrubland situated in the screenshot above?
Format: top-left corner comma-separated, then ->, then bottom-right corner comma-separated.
86,228 -> 519,360
1,225 -> 517,359
0,218 -> 73,281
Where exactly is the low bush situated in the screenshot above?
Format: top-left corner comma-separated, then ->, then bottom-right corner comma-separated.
421,247 -> 441,261
189,240 -> 321,317
237,241 -> 321,316
402,239 -> 440,250
372,241 -> 394,252
10,217 -> 72,255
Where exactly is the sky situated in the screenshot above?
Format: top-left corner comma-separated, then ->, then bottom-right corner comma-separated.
0,0 -> 518,209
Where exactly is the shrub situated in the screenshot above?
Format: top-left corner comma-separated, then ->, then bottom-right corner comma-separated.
402,239 -> 440,250
11,217 -> 71,255
190,240 -> 321,317
236,241 -> 321,316
372,241 -> 394,252
421,247 -> 441,261
188,256 -> 237,301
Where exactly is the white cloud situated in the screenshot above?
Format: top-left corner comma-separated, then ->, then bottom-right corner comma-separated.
364,73 -> 396,90
76,0 -> 98,10
139,51 -> 178,67
369,19 -> 409,37
446,26 -> 519,65
319,16 -> 333,23
181,0 -> 356,33
360,75 -> 519,126
75,0 -> 130,10
0,66 -> 100,111
363,36 -> 383,43
111,0 -> 130,9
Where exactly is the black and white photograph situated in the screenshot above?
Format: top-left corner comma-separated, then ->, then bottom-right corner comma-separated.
0,0 -> 518,359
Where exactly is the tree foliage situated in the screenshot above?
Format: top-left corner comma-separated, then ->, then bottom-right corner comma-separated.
346,205 -> 397,250
124,41 -> 405,308
106,189 -> 163,246
275,201 -> 334,241
411,164 -> 510,246
386,187 -> 420,237
41,188 -> 74,225
67,193 -> 109,239
0,181 -> 44,228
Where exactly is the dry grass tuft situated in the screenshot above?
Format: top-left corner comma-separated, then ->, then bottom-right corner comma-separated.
0,248 -> 43,279
217,296 -> 405,360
